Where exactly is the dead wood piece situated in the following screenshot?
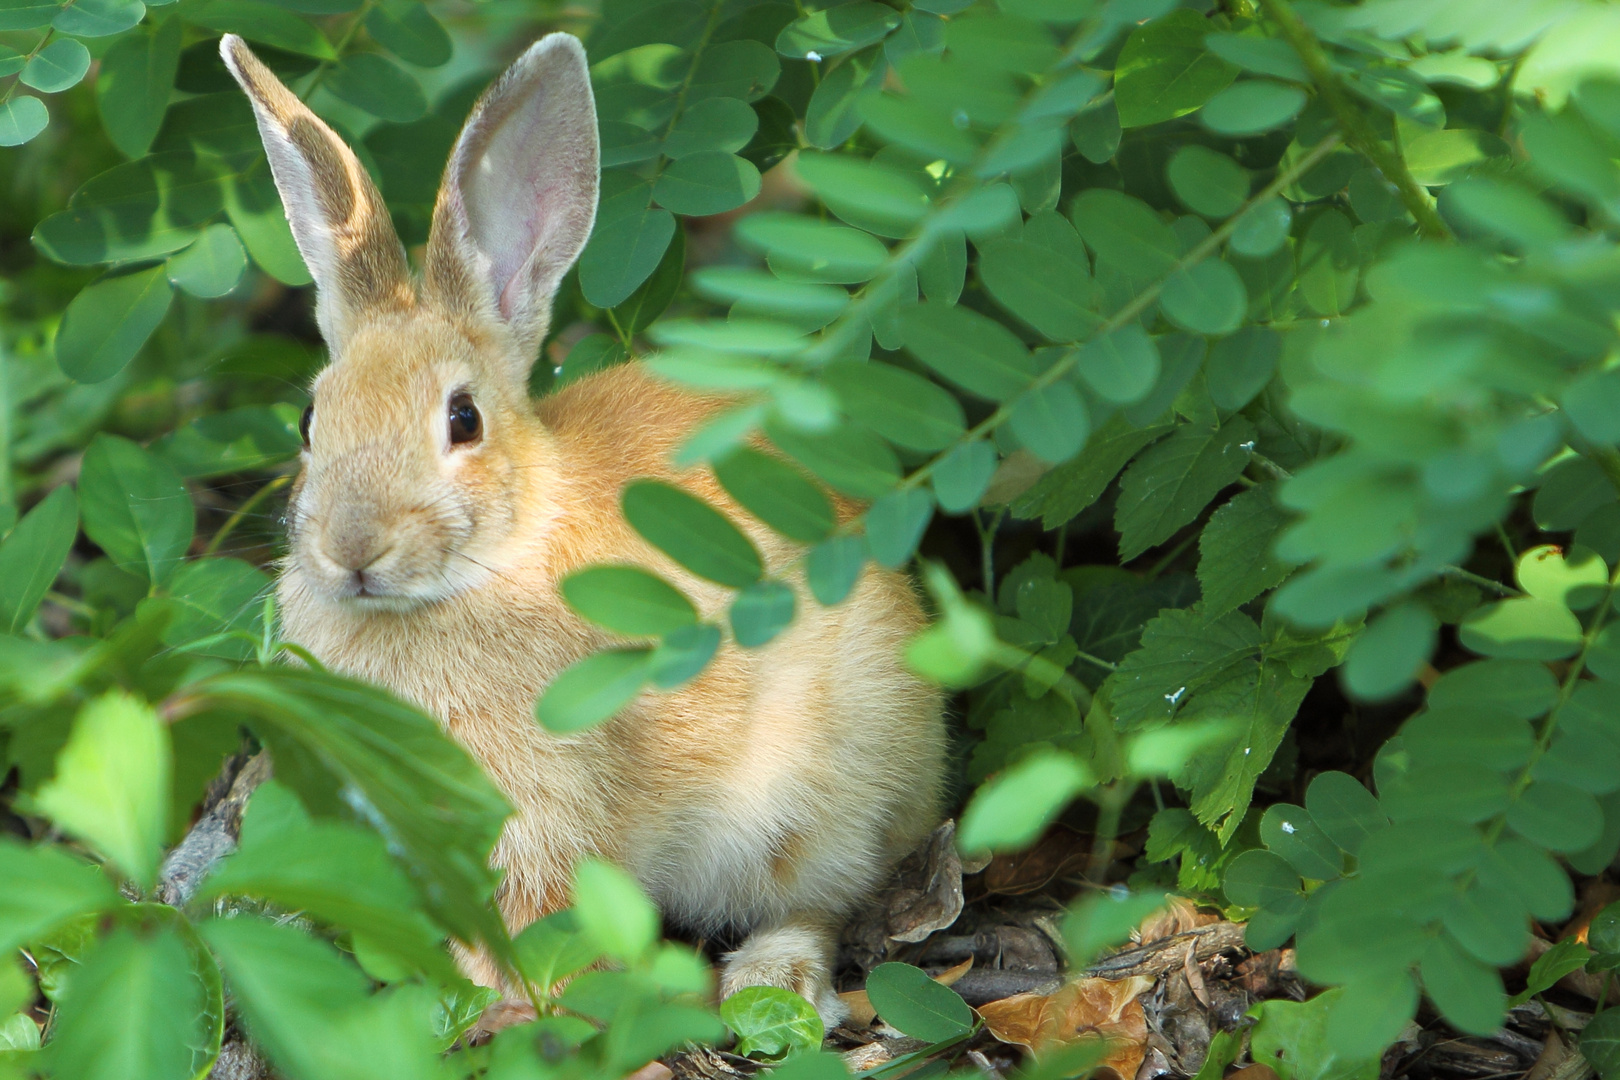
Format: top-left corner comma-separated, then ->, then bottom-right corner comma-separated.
667,1047 -> 758,1080
1084,923 -> 1247,981
842,1042 -> 892,1072
1420,1038 -> 1527,1077
159,752 -> 271,907
918,927 -> 1058,975
208,1035 -> 272,1080
950,970 -> 1065,1006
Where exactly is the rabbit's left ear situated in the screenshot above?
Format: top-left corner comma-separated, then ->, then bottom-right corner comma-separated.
425,33 -> 600,376
220,34 -> 412,353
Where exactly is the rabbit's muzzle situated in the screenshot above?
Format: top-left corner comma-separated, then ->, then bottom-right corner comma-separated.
291,444 -> 478,609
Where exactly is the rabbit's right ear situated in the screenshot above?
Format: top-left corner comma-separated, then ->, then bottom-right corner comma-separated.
220,34 -> 411,353
424,34 -> 599,380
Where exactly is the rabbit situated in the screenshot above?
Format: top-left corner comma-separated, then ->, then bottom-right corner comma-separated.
219,32 -> 946,1025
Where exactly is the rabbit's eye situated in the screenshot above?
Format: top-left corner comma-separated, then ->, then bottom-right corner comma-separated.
299,404 -> 313,448
449,392 -> 481,446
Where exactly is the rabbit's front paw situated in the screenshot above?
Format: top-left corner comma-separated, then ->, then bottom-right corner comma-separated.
719,922 -> 848,1030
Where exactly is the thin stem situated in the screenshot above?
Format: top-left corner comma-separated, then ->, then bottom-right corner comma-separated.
1249,450 -> 1293,482
1145,531 -> 1199,580
1074,650 -> 1117,673
204,474 -> 291,557
978,507 -> 1004,598
1256,0 -> 1449,240
1496,521 -> 1518,563
1053,520 -> 1069,571
0,27 -> 56,108
1439,565 -> 1520,598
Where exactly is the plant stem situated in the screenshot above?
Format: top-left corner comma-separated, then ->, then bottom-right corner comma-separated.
1439,564 -> 1520,598
1074,650 -> 1117,673
204,474 -> 291,557
1256,0 -> 1450,240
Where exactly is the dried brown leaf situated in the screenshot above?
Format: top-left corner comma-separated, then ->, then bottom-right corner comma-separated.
978,975 -> 1153,1077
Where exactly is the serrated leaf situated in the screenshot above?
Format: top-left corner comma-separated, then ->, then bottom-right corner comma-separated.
1198,486 -> 1295,616
1116,418 -> 1256,562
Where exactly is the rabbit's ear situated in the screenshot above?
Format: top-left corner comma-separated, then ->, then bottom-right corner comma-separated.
424,33 -> 599,377
220,34 -> 411,353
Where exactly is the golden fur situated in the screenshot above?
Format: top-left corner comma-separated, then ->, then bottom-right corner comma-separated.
222,32 -> 946,1020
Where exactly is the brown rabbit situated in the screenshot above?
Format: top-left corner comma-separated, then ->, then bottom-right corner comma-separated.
220,32 -> 945,1022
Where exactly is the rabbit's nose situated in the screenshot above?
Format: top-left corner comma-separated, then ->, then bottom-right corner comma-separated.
323,535 -> 394,576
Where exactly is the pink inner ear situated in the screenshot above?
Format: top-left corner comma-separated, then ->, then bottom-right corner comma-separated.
495,185 -> 550,322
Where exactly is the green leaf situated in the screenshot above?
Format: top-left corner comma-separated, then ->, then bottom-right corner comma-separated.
579,182 -> 675,308
978,216 -> 1100,343
653,151 -> 762,216
1168,145 -> 1249,218
1200,79 -> 1306,135
663,97 -> 758,159
166,223 -> 247,298
1161,259 -> 1247,335
692,267 -> 849,326
823,361 -> 965,453
1517,938 -> 1595,1004
1222,848 -> 1299,908
77,433 -> 194,585
364,1 -> 451,67
0,0 -> 55,30
805,45 -> 886,149
53,0 -> 143,37
714,447 -> 835,543
159,557 -> 271,659
1342,603 -> 1437,701
1229,196 -> 1293,257
777,2 -> 902,60
0,840 -> 119,955
721,987 -> 824,1059
1075,324 -> 1161,405
0,95 -> 47,145
736,212 -> 888,283
796,151 -> 931,238
1012,416 -> 1172,529
900,302 -> 1037,401
1517,543 -> 1610,610
765,417 -> 900,499
1458,597 -> 1584,660
932,440 -> 998,514
1070,188 -> 1179,279
513,910 -> 603,995
192,669 -> 513,956
1114,9 -> 1240,129
958,750 -> 1089,855
0,486 -> 77,634
1203,32 -> 1308,82
21,37 -> 89,92
866,488 -> 933,568
622,479 -> 763,588
55,266 -> 175,384
1009,380 -> 1090,464
1062,890 -> 1169,967
863,962 -> 974,1041
49,928 -> 206,1080
1260,803 -> 1342,880
561,565 -> 698,637
186,0 -> 336,58
649,622 -> 721,688
34,692 -> 171,888
573,858 -> 659,963
35,153 -> 223,265
1116,418 -> 1256,562
807,535 -> 866,605
97,18 -> 181,159
1508,779 -> 1602,852
1421,933 -> 1504,1036
1197,486 -> 1294,617
1428,659 -> 1559,720
730,579 -> 796,648
1304,771 -> 1387,858
535,649 -> 653,734
1206,325 -> 1281,410
199,781 -> 449,978
325,52 -> 425,122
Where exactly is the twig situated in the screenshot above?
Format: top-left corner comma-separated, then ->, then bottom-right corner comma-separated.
1256,0 -> 1450,240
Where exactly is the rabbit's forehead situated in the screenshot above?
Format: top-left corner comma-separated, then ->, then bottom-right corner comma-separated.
317,319 -> 478,401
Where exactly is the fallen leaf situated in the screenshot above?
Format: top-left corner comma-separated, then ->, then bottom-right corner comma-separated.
625,1063 -> 674,1080
1135,896 -> 1217,944
978,975 -> 1153,1077
980,825 -> 1090,897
